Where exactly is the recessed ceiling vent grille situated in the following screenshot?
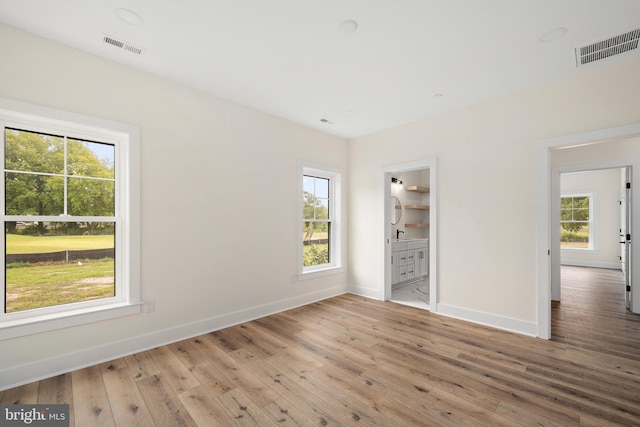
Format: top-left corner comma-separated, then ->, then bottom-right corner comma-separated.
576,28 -> 640,67
103,34 -> 144,55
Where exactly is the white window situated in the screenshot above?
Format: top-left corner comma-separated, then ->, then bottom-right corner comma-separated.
0,98 -> 140,339
560,193 -> 593,250
299,164 -> 342,277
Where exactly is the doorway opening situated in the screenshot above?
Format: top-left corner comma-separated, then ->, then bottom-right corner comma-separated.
553,164 -> 633,308
552,168 -> 632,335
382,159 -> 437,311
537,123 -> 640,339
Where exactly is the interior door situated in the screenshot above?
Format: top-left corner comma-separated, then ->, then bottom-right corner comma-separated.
621,167 -> 632,309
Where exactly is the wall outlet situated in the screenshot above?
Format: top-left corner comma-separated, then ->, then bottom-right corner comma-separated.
144,300 -> 155,313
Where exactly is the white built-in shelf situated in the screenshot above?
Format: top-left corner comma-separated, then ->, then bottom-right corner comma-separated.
405,185 -> 429,193
405,185 -> 429,229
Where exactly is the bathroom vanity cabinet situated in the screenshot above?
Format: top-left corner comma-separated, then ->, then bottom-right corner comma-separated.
391,239 -> 428,285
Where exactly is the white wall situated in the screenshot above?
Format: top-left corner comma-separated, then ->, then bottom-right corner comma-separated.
0,25 -> 348,388
560,169 -> 622,268
348,54 -> 640,336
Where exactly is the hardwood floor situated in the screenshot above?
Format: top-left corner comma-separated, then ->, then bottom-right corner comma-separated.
2,267 -> 640,426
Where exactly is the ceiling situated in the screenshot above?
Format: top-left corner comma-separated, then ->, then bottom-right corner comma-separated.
0,1 -> 639,139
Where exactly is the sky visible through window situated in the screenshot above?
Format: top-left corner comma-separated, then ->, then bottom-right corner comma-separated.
82,140 -> 114,167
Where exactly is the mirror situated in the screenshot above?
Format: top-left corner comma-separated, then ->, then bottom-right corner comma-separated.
391,196 -> 402,224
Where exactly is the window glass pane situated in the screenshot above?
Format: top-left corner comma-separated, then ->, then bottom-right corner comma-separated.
560,223 -> 590,248
315,198 -> 329,219
314,177 -> 329,199
67,139 -> 115,179
67,177 -> 115,216
303,175 -> 315,195
303,222 -> 330,267
5,128 -> 64,174
303,190 -> 315,220
573,196 -> 589,207
560,197 -> 573,209
5,173 -> 64,215
560,208 -> 572,221
573,208 -> 589,221
303,175 -> 330,220
5,221 -> 115,313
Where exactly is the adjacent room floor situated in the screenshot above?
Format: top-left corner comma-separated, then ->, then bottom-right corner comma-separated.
391,278 -> 429,310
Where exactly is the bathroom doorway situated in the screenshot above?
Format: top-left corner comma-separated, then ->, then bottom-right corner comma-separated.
383,159 -> 437,311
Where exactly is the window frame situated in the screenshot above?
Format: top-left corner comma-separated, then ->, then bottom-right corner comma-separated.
560,192 -> 594,251
0,98 -> 140,340
298,162 -> 343,279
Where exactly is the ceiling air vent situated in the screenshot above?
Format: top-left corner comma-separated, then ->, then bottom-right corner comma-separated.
103,34 -> 144,55
575,28 -> 640,67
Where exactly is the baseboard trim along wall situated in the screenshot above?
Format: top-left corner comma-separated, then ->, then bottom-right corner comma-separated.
560,261 -> 621,270
0,286 -> 346,391
437,303 -> 538,337
347,291 -> 538,338
346,291 -> 538,337
347,284 -> 384,300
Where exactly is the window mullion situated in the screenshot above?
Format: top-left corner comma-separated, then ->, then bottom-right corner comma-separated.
63,135 -> 68,216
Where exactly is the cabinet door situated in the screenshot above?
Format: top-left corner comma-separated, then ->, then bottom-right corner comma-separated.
391,252 -> 398,284
398,266 -> 408,283
416,248 -> 428,276
407,262 -> 415,280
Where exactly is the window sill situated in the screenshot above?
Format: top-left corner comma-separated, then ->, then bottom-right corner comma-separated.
298,266 -> 344,281
0,302 -> 141,341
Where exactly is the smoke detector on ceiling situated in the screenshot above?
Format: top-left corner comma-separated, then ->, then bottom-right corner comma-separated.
575,27 -> 640,67
103,34 -> 144,55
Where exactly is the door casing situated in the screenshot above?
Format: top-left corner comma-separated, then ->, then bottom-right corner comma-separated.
381,159 -> 437,309
537,123 -> 640,339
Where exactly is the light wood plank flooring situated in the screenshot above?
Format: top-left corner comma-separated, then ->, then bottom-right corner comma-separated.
2,266 -> 640,426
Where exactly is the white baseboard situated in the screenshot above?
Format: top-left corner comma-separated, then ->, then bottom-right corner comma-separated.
0,286 -> 346,391
347,287 -> 538,337
347,293 -> 538,337
436,303 -> 538,337
560,261 -> 621,270
347,284 -> 383,300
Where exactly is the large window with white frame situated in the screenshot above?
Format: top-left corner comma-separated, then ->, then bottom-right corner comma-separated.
300,164 -> 342,276
560,193 -> 593,249
0,99 -> 139,338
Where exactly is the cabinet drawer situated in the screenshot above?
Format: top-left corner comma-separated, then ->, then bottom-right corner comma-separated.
407,251 -> 415,263
392,242 -> 408,251
407,240 -> 428,250
398,250 -> 409,266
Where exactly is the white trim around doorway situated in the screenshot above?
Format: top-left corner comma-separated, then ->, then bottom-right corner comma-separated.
536,123 -> 640,339
381,158 -> 437,311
